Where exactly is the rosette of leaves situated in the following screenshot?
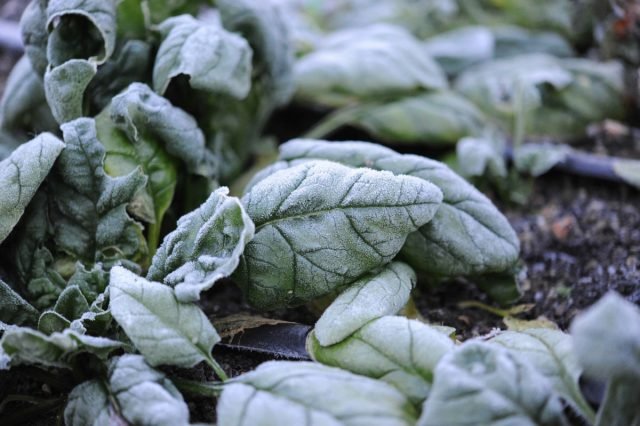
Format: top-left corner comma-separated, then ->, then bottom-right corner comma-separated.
455,53 -> 626,139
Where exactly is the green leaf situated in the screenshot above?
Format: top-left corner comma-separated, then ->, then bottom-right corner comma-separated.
153,15 -> 252,98
309,316 -> 455,405
316,91 -> 486,146
46,0 -> 117,67
87,40 -> 153,113
148,187 -> 254,302
109,266 -> 220,368
109,83 -> 213,177
218,0 -> 295,107
20,0 -> 48,76
0,56 -> 57,135
95,103 -> 178,251
271,140 -> 519,279
0,133 -> 65,244
217,361 -> 418,426
38,310 -> 71,334
236,160 -> 442,309
570,292 -> 640,426
294,24 -> 447,107
492,26 -> 574,59
51,118 -> 147,265
423,26 -> 495,76
65,355 -> 190,426
44,59 -> 97,124
314,262 -> 415,346
456,136 -> 507,178
570,292 -> 640,380
489,329 -> 595,422
0,327 -> 121,369
418,342 -> 567,426
53,285 -> 90,321
0,279 -> 39,326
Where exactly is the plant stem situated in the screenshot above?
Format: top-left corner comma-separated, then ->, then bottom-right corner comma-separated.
303,105 -> 366,139
206,357 -> 229,382
172,377 -> 225,398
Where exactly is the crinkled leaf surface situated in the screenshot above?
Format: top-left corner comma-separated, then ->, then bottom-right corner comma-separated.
64,355 -> 190,426
237,160 -> 442,309
314,262 -> 415,346
294,24 -> 447,107
51,118 -> 147,265
96,104 -> 178,249
0,327 -> 121,369
110,83 -> 212,177
109,266 -> 220,367
44,58 -> 97,124
0,279 -> 39,326
153,15 -> 252,98
309,316 -> 455,404
148,187 -> 254,302
0,132 -> 65,244
418,342 -> 568,426
489,328 -> 594,422
217,361 -> 418,426
218,0 -> 295,107
265,140 -> 519,278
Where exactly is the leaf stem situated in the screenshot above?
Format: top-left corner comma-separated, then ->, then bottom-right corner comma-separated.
206,357 -> 229,382
171,377 -> 225,398
303,105 -> 366,139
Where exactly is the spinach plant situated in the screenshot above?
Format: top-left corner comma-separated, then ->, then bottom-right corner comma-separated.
0,0 -> 637,425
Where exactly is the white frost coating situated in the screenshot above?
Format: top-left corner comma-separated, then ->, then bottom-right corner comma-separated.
109,267 -> 220,368
570,292 -> 640,380
0,133 -> 65,243
239,160 -> 443,309
218,361 -> 417,426
274,139 -> 519,277
315,262 -> 415,346
294,24 -> 447,107
153,15 -> 252,98
148,187 -> 255,302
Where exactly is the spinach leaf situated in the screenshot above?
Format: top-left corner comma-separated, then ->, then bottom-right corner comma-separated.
44,58 -> 97,124
148,188 -> 254,302
309,316 -> 455,405
51,118 -> 147,265
153,15 -> 252,98
489,329 -> 595,422
0,56 -> 57,136
217,361 -> 418,426
236,160 -> 442,309
259,140 -> 520,281
109,83 -> 213,178
0,327 -> 121,369
64,355 -> 190,426
218,0 -> 295,108
0,133 -> 65,244
570,292 -> 640,426
314,262 -> 415,346
418,342 -> 568,426
0,279 -> 40,327
20,0 -> 48,76
294,24 -> 447,107
109,266 -> 221,368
